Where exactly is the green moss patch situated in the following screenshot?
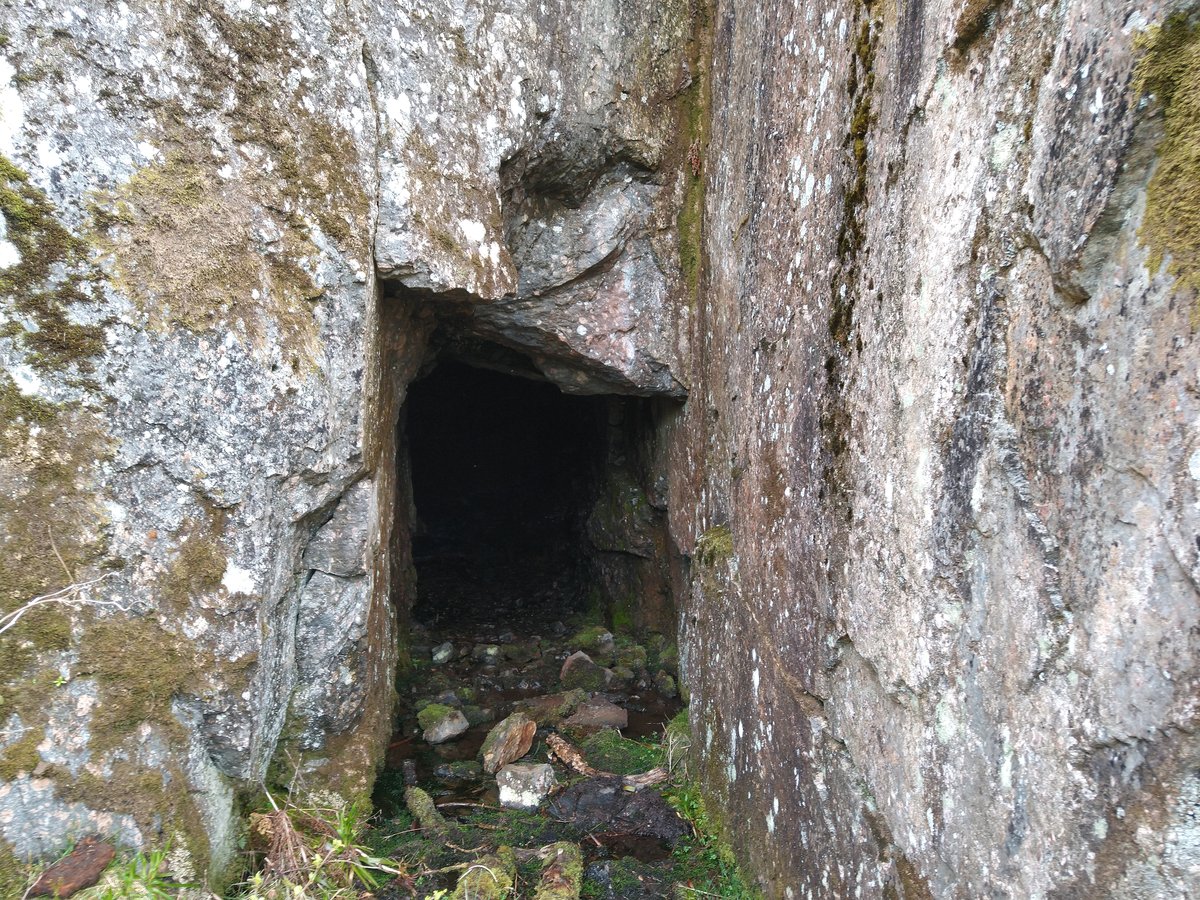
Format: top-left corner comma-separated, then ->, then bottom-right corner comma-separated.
694,525 -> 732,566
0,729 -> 42,781
0,373 -> 111,698
580,729 -> 664,775
159,513 -> 227,612
75,618 -> 200,746
0,155 -> 106,373
1134,13 -> 1200,304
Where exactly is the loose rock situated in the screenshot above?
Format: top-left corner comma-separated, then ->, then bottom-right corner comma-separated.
498,762 -> 558,810
533,841 -> 583,899
418,703 -> 470,744
28,835 -> 114,898
513,689 -> 589,725
553,777 -> 688,846
431,641 -> 455,664
480,711 -> 537,774
564,696 -> 628,730
450,847 -> 516,900
560,651 -> 612,691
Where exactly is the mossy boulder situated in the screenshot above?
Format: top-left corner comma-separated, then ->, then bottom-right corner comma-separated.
569,627 -> 615,665
560,652 -> 612,692
417,704 -> 469,744
614,644 -> 648,670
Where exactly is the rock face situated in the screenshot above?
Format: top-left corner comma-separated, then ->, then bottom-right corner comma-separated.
669,1 -> 1200,898
1,0 -> 1197,896
0,0 -> 695,882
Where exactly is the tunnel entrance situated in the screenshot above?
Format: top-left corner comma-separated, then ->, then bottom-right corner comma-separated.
405,361 -> 608,631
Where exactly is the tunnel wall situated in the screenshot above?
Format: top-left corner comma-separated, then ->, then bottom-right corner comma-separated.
668,0 -> 1200,896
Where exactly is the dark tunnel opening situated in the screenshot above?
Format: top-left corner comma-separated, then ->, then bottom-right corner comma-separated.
404,361 -> 609,630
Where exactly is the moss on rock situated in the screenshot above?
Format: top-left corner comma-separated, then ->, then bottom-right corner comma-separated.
159,513 -> 228,612
694,525 -> 733,566
1134,13 -> 1200,305
75,618 -> 199,748
0,155 -> 106,374
534,841 -> 583,900
0,729 -> 42,781
450,846 -> 516,900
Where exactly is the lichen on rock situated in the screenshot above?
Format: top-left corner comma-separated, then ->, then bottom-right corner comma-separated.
1133,13 -> 1200,303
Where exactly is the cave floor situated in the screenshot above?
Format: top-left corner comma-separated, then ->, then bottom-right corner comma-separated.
361,601 -> 749,899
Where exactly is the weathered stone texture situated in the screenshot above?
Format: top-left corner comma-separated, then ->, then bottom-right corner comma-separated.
672,0 -> 1199,896
2,0 -> 1196,893
0,0 -> 694,881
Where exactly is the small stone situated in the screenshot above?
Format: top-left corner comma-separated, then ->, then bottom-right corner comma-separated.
533,841 -> 583,899
29,835 -> 114,897
418,703 -> 470,744
653,671 -> 677,699
498,762 -> 558,810
472,644 -> 502,663
560,651 -> 612,692
565,696 -> 628,730
431,641 -> 454,664
502,640 -> 539,664
480,711 -> 538,774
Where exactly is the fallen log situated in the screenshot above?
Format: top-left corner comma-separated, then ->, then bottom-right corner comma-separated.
546,733 -> 669,789
404,786 -> 450,839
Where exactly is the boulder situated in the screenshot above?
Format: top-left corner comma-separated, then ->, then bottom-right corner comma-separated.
560,652 -> 612,692
652,671 -> 677,699
431,641 -> 455,665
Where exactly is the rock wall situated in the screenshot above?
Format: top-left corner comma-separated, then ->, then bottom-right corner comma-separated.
671,0 -> 1200,896
0,0 -> 695,883
2,0 -> 1197,894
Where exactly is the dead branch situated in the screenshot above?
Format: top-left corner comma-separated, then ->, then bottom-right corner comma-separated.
0,573 -> 123,637
546,733 -> 669,790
